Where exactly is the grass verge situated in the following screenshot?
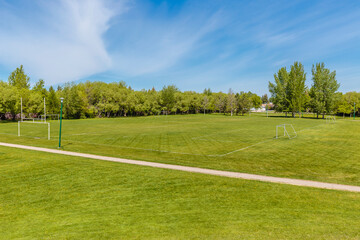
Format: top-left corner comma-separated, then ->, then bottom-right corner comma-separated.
0,146 -> 360,239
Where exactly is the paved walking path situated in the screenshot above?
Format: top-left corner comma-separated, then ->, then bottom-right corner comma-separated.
1,142 -> 360,193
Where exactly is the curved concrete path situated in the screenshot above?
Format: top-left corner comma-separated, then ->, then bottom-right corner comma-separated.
1,142 -> 359,193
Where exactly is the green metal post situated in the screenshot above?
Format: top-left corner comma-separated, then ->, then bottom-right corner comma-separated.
58,98 -> 64,148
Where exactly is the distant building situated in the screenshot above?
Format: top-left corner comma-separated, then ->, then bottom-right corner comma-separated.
251,103 -> 274,112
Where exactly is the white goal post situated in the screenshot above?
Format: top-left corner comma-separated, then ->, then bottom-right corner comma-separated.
276,124 -> 297,139
18,97 -> 52,140
18,121 -> 50,140
326,116 -> 336,124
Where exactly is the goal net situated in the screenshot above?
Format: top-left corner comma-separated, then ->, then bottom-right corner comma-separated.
41,114 -> 60,121
21,117 -> 45,122
276,124 -> 297,139
326,116 -> 336,124
18,121 -> 50,140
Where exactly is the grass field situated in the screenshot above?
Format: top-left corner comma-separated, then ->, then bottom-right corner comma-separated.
0,113 -> 359,186
1,146 -> 360,239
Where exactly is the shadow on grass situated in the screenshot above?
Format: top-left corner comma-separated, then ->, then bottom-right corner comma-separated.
266,115 -> 327,120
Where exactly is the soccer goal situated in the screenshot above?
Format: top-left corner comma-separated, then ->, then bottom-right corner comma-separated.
276,124 -> 297,139
326,116 -> 336,124
18,121 -> 50,140
18,97 -> 51,140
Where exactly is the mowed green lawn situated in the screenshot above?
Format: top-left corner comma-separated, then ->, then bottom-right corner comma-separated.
0,113 -> 359,185
0,146 -> 360,239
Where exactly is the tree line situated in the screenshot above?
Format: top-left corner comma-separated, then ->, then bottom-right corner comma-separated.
269,62 -> 359,118
0,65 -> 263,119
0,64 -> 359,120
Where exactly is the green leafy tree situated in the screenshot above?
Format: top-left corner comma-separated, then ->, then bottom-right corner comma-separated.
236,91 -> 252,115
143,89 -> 161,116
47,86 -> 59,114
251,93 -> 262,109
226,89 -> 236,116
310,63 -> 340,118
269,62 -> 306,118
203,88 -> 212,96
288,62 -> 307,117
337,93 -> 352,117
187,91 -> 201,114
202,95 -> 210,114
161,85 -> 178,114
269,67 -> 290,116
341,92 -> 360,117
214,92 -> 227,114
8,65 -> 30,89
303,90 -> 311,113
33,79 -> 47,98
27,91 -> 44,117
61,84 -> 88,119
0,82 -> 20,120
261,94 -> 269,104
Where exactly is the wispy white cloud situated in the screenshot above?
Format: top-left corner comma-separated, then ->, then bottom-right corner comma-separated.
0,0 -> 126,85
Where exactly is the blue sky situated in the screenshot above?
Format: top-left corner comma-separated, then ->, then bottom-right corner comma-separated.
0,0 -> 359,94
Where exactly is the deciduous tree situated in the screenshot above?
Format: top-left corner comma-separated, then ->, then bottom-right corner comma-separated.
310,63 -> 339,118
8,65 -> 30,89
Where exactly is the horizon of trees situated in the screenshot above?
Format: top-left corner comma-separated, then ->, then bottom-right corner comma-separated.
0,65 -> 264,120
0,64 -> 359,120
269,62 -> 359,119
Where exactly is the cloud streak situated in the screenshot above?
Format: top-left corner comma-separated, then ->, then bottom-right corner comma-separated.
0,0 -> 123,85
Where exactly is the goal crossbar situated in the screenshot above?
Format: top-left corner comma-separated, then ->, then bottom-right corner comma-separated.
21,118 -> 44,122
276,124 -> 297,139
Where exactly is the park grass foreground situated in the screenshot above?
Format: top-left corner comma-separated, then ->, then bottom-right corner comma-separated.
1,141 -> 360,193
0,146 -> 360,239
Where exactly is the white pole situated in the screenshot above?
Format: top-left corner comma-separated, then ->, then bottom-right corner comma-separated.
44,98 -> 46,122
21,97 -> 23,122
